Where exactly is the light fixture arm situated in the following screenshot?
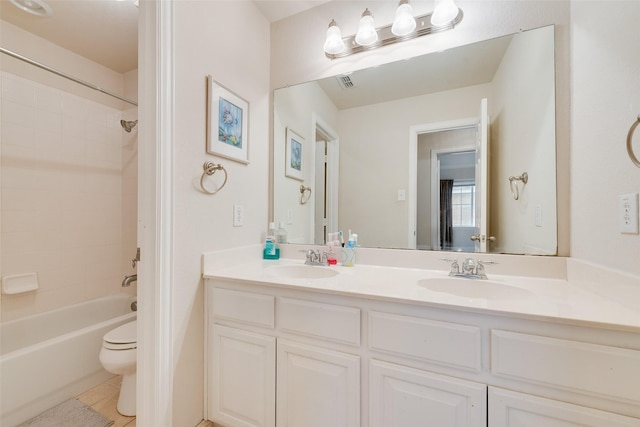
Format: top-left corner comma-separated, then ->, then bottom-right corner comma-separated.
325,8 -> 463,60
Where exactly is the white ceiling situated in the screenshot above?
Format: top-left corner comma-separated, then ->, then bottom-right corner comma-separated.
1,0 -> 328,74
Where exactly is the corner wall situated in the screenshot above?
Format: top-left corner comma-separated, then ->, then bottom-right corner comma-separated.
570,1 -> 640,275
171,1 -> 270,425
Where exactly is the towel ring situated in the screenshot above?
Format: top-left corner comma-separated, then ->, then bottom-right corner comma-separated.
626,115 -> 640,168
509,172 -> 528,200
200,161 -> 228,195
300,185 -> 312,204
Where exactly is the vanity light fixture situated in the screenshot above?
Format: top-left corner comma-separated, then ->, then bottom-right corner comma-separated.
323,19 -> 345,55
430,0 -> 460,27
391,0 -> 417,36
324,0 -> 462,59
355,8 -> 378,46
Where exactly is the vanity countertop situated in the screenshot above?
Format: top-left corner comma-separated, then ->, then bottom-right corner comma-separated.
203,247 -> 640,331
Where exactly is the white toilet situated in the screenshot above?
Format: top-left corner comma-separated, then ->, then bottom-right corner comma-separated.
99,320 -> 137,416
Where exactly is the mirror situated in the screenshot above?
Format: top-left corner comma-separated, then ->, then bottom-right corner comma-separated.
273,25 -> 557,255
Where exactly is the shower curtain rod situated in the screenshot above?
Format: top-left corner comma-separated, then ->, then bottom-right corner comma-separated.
0,47 -> 138,107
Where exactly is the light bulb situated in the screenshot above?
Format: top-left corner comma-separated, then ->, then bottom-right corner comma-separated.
392,0 -> 416,37
355,8 -> 378,46
323,19 -> 345,55
431,0 -> 459,27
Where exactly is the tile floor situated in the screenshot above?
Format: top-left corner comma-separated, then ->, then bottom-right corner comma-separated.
76,376 -> 214,427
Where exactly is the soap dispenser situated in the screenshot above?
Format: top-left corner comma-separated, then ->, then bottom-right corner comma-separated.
263,222 -> 280,260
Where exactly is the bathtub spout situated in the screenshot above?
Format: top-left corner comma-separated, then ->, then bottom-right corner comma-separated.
122,274 -> 137,287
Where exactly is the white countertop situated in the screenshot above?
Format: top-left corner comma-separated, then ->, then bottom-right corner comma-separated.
203,246 -> 640,331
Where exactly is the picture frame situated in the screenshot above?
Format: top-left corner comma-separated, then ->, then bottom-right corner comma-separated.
285,127 -> 304,181
206,75 -> 249,164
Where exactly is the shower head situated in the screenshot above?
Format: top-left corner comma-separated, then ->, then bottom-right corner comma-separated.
120,120 -> 138,133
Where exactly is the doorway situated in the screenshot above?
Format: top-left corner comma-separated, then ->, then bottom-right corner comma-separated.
426,146 -> 477,251
312,115 -> 339,245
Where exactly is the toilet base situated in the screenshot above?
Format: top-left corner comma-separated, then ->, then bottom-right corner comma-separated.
117,373 -> 136,416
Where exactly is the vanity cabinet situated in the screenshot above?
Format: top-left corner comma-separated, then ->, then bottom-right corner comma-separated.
207,287 -> 360,427
369,360 -> 486,427
489,388 -> 640,427
205,279 -> 640,427
209,324 -> 275,427
277,340 -> 360,427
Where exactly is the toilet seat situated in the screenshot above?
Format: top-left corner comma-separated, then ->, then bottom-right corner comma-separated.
103,320 -> 137,350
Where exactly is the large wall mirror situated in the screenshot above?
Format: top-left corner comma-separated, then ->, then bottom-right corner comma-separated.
273,25 -> 557,255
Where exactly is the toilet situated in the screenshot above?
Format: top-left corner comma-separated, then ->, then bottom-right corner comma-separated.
99,320 -> 137,416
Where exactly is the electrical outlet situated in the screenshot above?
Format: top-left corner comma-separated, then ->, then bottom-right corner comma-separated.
233,204 -> 244,227
619,193 -> 638,234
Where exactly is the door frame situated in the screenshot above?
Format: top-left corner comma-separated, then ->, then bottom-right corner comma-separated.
408,118 -> 477,249
138,0 -> 174,424
311,114 -> 339,244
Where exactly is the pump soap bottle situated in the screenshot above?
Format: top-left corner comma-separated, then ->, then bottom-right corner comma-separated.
263,222 -> 280,260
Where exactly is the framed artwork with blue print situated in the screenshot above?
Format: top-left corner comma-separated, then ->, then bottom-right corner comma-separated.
285,127 -> 304,181
206,75 -> 249,164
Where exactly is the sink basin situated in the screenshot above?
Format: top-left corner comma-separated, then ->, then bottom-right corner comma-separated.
418,277 -> 532,299
268,265 -> 339,279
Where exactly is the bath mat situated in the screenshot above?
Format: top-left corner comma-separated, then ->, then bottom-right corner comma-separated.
17,398 -> 114,427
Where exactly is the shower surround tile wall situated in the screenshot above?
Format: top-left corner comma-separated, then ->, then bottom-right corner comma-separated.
0,71 -> 134,321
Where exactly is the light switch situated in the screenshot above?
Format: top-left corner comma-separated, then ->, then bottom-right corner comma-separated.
535,205 -> 542,227
397,189 -> 406,201
619,193 -> 638,234
233,204 -> 244,227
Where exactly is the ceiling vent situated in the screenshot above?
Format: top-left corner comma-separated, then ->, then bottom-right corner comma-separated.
336,74 -> 358,89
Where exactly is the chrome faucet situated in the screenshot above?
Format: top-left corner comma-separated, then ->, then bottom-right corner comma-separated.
442,258 -> 495,280
122,274 -> 137,287
303,249 -> 329,266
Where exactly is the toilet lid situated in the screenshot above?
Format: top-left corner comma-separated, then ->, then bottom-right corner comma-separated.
104,320 -> 137,345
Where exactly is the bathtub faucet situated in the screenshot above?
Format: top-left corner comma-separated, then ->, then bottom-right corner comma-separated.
122,274 -> 137,287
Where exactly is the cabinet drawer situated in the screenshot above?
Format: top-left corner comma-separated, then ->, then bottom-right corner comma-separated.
369,311 -> 482,372
211,288 -> 275,328
491,330 -> 640,404
279,297 -> 361,346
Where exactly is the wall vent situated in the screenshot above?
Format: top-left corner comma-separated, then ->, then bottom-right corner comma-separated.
336,74 -> 357,89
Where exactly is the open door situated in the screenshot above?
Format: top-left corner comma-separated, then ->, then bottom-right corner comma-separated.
473,98 -> 490,252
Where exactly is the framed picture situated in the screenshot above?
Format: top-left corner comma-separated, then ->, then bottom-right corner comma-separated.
285,127 -> 304,181
206,75 -> 249,164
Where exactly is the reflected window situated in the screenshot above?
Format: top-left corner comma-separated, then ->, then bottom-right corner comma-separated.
452,183 -> 475,227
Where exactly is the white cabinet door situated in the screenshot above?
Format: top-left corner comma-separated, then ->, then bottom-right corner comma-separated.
370,360 -> 486,427
489,388 -> 640,427
209,324 -> 276,427
277,339 -> 360,427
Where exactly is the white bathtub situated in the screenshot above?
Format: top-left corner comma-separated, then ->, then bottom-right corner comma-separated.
0,294 -> 137,427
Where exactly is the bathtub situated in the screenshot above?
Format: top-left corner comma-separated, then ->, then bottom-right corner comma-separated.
0,294 -> 137,427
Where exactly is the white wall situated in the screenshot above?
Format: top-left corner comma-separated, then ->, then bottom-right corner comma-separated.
490,25 -> 557,255
271,0 -> 571,256
570,1 -> 640,275
0,23 -> 136,321
171,1 -> 270,425
273,81 -> 339,243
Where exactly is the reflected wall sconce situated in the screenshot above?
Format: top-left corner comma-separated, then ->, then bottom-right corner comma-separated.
324,0 -> 462,59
